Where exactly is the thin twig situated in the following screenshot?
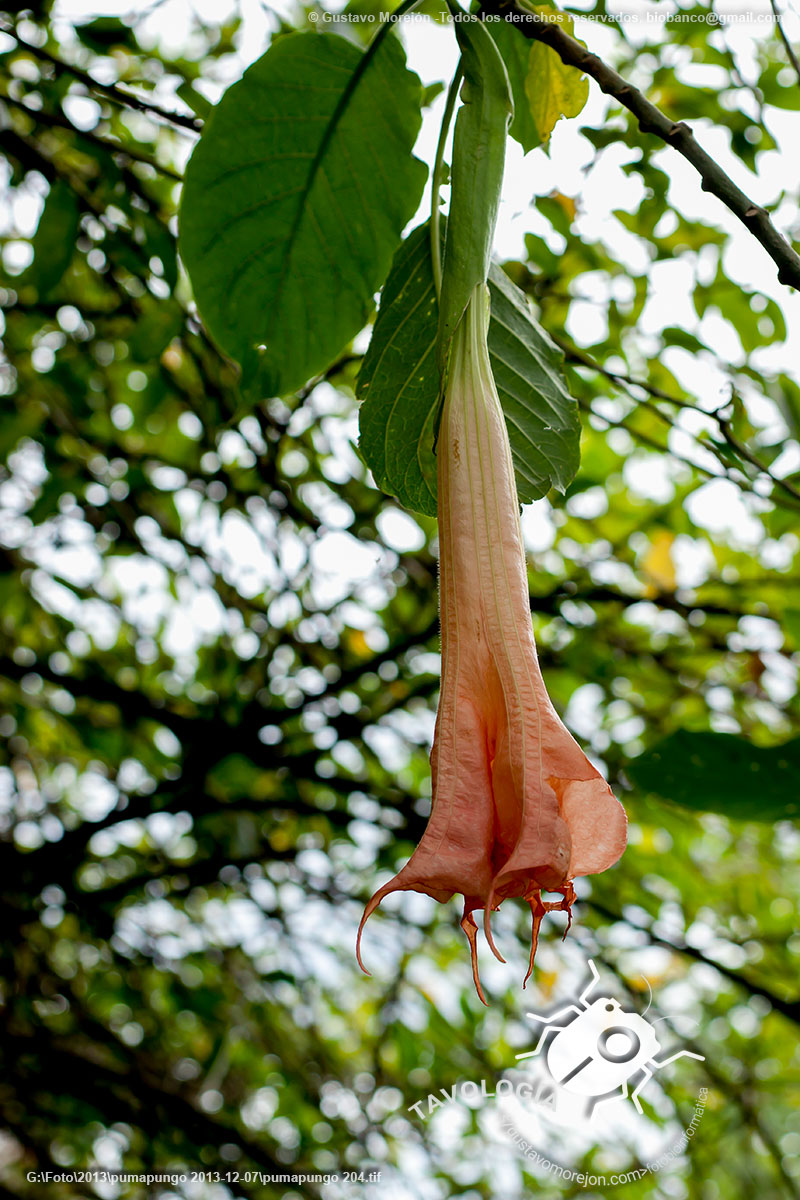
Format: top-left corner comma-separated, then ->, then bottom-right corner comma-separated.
588,899 -> 800,1026
577,397 -> 721,480
769,0 -> 800,86
553,334 -> 696,409
578,396 -> 800,512
479,0 -> 800,290
430,62 -> 463,300
0,20 -> 202,131
0,91 -> 183,178
717,405 -> 800,502
558,335 -> 800,505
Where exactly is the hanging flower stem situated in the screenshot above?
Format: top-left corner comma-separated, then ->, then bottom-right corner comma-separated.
430,61 -> 464,302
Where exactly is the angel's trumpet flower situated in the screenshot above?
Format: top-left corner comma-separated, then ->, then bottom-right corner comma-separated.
357,285 -> 627,1003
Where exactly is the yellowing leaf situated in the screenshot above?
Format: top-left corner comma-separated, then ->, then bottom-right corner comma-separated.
537,968 -> 559,997
524,8 -> 590,145
346,629 -> 372,660
642,530 -> 677,592
549,190 -> 577,221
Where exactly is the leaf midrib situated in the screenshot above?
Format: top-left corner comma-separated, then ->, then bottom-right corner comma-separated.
261,31 -> 397,362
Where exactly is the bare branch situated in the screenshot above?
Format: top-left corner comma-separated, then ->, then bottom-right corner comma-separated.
588,899 -> 800,1026
557,335 -> 800,506
0,90 -> 183,178
769,0 -> 800,87
0,20 -> 201,132
480,0 -> 800,290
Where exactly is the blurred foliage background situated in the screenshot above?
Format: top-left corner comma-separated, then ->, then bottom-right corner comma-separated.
0,1 -> 799,1198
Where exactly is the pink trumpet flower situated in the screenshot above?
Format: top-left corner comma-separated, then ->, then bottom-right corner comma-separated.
357,285 -> 627,1003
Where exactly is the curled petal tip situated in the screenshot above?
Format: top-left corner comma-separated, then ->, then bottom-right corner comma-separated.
482,895 -> 506,964
522,892 -> 546,989
487,940 -> 506,965
355,917 -> 371,976
356,883 -> 398,977
461,910 -> 489,1006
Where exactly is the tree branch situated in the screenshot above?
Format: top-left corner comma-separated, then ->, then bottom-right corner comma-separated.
2,1027 -> 310,1194
480,0 -> 800,290
557,334 -> 800,506
769,0 -> 800,88
588,899 -> 800,1026
0,21 -> 201,132
0,91 -> 183,178
717,400 -> 800,503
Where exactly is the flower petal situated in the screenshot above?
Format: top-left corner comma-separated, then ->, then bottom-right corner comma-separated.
357,284 -> 627,999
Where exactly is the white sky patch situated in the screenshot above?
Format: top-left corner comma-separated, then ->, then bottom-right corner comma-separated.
309,530 -> 386,608
639,259 -> 700,340
564,682 -> 605,741
730,614 -> 785,652
104,555 -> 171,632
521,498 -> 556,552
219,509 -> 281,593
362,724 -> 410,773
760,652 -> 798,705
61,93 -> 103,129
162,578 -> 226,656
699,310 -> 746,366
672,534 -> 716,589
684,479 -> 768,545
383,704 -> 436,752
376,506 -> 427,553
760,532 -> 798,570
566,485 -> 610,519
299,481 -> 354,530
662,347 -> 732,412
622,455 -> 676,504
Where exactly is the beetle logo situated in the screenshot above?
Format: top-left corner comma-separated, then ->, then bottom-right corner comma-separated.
515,959 -> 705,1118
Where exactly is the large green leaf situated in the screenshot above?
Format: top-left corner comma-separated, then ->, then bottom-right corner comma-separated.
358,222 -> 581,516
179,30 -> 426,399
627,730 -> 800,823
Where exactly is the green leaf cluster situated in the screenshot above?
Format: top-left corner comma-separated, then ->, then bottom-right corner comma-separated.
358,221 -> 580,514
